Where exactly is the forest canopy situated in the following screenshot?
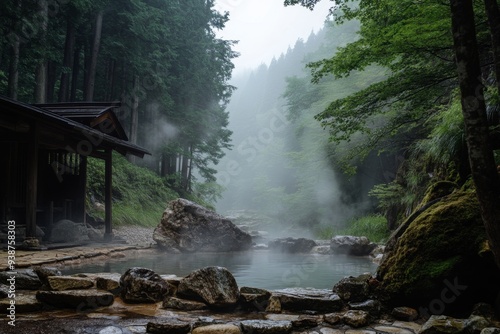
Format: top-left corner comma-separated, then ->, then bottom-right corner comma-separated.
0,0 -> 236,201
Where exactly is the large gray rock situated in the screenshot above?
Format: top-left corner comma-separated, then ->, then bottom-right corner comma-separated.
153,198 -> 252,252
272,288 -> 344,312
330,235 -> 377,256
50,219 -> 90,243
36,289 -> 114,310
268,238 -> 317,253
177,266 -> 240,309
119,267 -> 169,303
0,269 -> 42,290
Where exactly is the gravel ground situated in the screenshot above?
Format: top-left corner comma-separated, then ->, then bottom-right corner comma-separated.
113,225 -> 156,247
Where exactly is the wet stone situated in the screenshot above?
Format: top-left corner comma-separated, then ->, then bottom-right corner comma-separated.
192,324 -> 242,334
465,316 -> 491,333
348,299 -> 381,316
95,273 -> 122,294
392,321 -> 422,332
0,268 -> 42,290
0,284 -> 9,298
324,313 -> 342,325
120,267 -> 169,303
342,310 -> 371,328
163,296 -> 208,310
268,237 -> 317,253
36,289 -> 114,310
47,276 -> 94,291
0,293 -> 43,313
146,319 -> 192,334
333,275 -> 369,303
419,315 -> 467,334
319,328 -> 344,334
391,306 -> 419,321
291,315 -> 320,328
240,320 -> 292,334
274,288 -> 343,312
240,286 -> 271,310
266,295 -> 282,313
177,266 -> 240,309
99,326 -> 123,334
372,325 -> 414,334
34,266 -> 62,285
481,329 -> 500,334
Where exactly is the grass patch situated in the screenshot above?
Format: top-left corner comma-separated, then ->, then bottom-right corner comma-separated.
339,214 -> 390,243
314,214 -> 390,243
87,153 -> 179,227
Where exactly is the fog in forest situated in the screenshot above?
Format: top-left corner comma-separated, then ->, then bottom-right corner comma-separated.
215,21 -> 392,237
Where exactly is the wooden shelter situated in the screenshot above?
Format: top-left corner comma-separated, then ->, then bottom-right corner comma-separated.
0,96 -> 149,243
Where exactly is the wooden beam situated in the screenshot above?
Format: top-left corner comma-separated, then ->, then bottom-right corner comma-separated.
25,123 -> 39,238
104,149 -> 113,242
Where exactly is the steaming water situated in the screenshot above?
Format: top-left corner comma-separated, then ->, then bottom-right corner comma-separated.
62,250 -> 377,290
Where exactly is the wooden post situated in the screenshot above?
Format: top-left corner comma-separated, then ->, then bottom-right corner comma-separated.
80,155 -> 87,225
104,149 -> 113,242
25,123 -> 39,238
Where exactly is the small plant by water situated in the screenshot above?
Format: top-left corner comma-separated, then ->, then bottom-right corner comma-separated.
314,214 -> 390,243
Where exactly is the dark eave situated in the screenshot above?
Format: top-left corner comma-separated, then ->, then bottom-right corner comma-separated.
1,96 -> 150,158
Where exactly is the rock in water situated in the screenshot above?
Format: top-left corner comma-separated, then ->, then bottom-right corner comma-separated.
120,267 -> 169,303
268,238 -> 317,253
177,266 -> 240,309
330,235 -> 377,256
153,198 -> 252,252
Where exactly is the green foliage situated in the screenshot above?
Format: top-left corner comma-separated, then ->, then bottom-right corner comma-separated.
314,214 -> 389,243
86,153 -> 179,227
338,214 -> 389,243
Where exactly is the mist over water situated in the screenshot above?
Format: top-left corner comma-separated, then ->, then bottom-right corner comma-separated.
215,24 -> 372,236
63,251 -> 377,290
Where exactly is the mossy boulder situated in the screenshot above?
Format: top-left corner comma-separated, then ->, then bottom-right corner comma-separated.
417,181 -> 458,209
376,189 -> 500,316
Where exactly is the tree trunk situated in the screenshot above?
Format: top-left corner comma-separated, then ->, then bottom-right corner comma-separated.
8,36 -> 20,99
450,0 -> 500,269
181,144 -> 191,191
58,17 -> 76,102
128,75 -> 139,164
34,0 -> 49,104
84,10 -> 103,101
70,44 -> 81,101
484,0 -> 500,94
46,60 -> 57,102
104,58 -> 116,100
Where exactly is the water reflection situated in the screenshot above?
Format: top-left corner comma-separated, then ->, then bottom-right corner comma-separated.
62,250 -> 377,290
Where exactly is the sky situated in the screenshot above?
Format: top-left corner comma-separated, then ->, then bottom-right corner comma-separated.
214,0 -> 333,74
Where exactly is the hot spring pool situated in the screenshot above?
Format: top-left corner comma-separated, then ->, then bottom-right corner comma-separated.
61,250 -> 377,290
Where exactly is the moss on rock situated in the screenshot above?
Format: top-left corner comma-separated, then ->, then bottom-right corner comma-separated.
417,181 -> 458,209
376,189 -> 500,315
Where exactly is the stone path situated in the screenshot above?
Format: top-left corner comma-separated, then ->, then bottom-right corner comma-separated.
0,243 -> 150,270
1,300 -> 424,334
